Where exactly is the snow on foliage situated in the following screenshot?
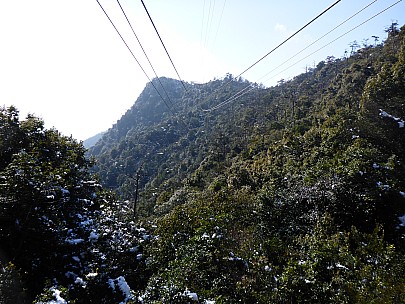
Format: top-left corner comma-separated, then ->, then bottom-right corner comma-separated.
398,214 -> 405,227
379,109 -> 404,128
88,230 -> 99,242
183,289 -> 198,301
108,276 -> 134,304
39,287 -> 67,304
65,238 -> 84,245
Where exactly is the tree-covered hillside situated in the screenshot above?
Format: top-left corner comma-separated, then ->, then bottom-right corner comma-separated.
87,24 -> 405,302
1,24 -> 404,303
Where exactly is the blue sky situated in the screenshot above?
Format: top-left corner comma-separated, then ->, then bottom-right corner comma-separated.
0,0 -> 404,140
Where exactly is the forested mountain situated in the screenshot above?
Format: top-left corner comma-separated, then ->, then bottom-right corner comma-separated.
1,25 -> 404,303
83,132 -> 105,149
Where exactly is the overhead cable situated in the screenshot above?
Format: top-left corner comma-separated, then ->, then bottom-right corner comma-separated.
206,84 -> 254,111
96,0 -> 152,88
205,0 -> 402,112
116,0 -> 176,109
262,0 -> 402,85
96,0 -> 189,131
201,0 -> 342,105
203,0 -> 212,48
257,0 -> 378,84
200,0 -> 207,54
140,0 -> 189,92
233,0 -> 342,80
204,0 -> 216,49
213,0 -> 227,46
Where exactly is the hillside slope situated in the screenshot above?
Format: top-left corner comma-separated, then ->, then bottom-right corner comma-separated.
1,25 -> 404,303
85,25 -> 405,302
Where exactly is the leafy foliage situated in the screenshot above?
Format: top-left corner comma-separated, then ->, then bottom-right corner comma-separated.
2,24 -> 405,303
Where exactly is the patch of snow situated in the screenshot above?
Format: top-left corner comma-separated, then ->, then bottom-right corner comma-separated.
336,263 -> 349,270
376,182 -> 390,190
46,287 -> 67,304
264,265 -> 272,272
228,255 -> 245,263
78,198 -> 91,204
65,238 -> 84,245
129,246 -> 139,253
80,219 -> 93,227
89,231 -> 99,242
72,256 -> 80,262
204,300 -> 216,304
60,188 -> 70,195
398,214 -> 405,227
379,109 -> 404,128
212,233 -> 223,239
75,277 -> 85,286
108,278 -> 115,291
86,272 -> 98,278
399,191 -> 405,198
183,289 -> 198,301
108,276 -> 133,304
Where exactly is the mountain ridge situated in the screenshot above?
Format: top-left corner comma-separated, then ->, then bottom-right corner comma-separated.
0,24 -> 404,303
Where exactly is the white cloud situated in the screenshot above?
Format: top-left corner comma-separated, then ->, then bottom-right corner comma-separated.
274,23 -> 292,35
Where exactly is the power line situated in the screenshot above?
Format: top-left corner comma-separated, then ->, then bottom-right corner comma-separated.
140,0 -> 189,92
200,0 -> 206,54
254,0 -> 379,85
213,0 -> 227,47
200,0 -> 342,107
96,0 -> 152,88
204,0 -> 213,48
262,0 -> 402,85
233,0 -> 341,81
204,0 -> 216,50
96,0 -> 189,131
204,0 -> 402,112
116,0 -> 176,109
200,0 -> 219,82
206,83 -> 254,111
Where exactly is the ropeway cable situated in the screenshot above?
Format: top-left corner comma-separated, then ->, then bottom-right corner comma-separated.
200,0 -> 342,108
204,0 -> 402,112
140,0 -> 189,92
116,0 -> 176,109
96,0 -> 190,131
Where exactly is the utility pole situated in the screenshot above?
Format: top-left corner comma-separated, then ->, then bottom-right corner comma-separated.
133,167 -> 142,220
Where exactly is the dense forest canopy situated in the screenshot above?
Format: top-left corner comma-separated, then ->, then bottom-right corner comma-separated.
1,24 -> 405,303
